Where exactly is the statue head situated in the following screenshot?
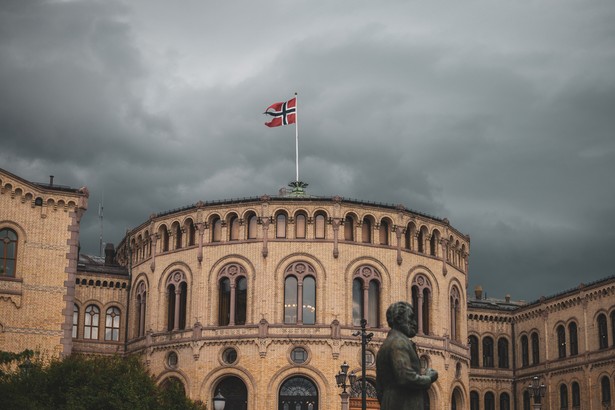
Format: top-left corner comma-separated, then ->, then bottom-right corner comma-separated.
386,301 -> 418,338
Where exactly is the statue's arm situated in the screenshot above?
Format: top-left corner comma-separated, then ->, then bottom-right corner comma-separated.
391,342 -> 433,388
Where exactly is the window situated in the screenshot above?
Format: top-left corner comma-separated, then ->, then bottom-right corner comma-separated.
159,225 -> 169,252
500,393 -> 511,410
167,351 -> 178,368
571,382 -> 580,409
72,304 -> 79,338
365,350 -> 375,367
498,337 -> 509,368
291,347 -> 308,364
485,391 -> 495,410
523,391 -> 531,410
611,311 -> 615,347
450,286 -> 461,341
404,223 -> 415,250
344,215 -> 355,241
361,217 -> 372,243
560,384 -> 569,409
417,227 -> 426,253
185,219 -> 196,246
105,307 -> 120,341
276,213 -> 287,238
598,313 -> 608,349
279,376 -> 318,410
411,274 -> 432,335
218,264 -> 248,326
469,335 -> 479,367
314,213 -> 326,239
173,222 -> 182,249
212,217 -> 222,242
531,332 -> 540,365
0,228 -> 17,277
429,230 -> 439,256
601,376 -> 611,407
569,322 -> 578,356
521,335 -> 529,367
216,376 -> 248,410
379,220 -> 389,245
352,266 -> 381,327
247,213 -> 258,239
295,213 -> 306,239
557,325 -> 567,358
84,305 -> 100,339
166,271 -> 187,331
470,391 -> 480,410
136,281 -> 147,337
284,262 -> 316,325
222,347 -> 238,365
483,337 -> 494,368
229,215 -> 240,241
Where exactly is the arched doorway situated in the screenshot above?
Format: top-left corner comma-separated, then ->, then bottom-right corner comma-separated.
451,387 -> 463,410
215,375 -> 248,410
278,376 -> 318,410
349,378 -> 379,410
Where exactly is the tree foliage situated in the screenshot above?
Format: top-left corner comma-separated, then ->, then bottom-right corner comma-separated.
0,351 -> 204,410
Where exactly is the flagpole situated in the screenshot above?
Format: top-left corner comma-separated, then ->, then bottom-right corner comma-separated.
295,92 -> 299,182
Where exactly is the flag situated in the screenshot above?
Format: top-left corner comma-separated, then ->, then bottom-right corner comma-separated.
264,97 -> 297,127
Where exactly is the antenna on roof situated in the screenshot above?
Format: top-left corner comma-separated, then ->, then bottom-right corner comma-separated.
98,192 -> 104,257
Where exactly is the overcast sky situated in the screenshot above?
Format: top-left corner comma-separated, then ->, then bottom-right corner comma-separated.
2,0 -> 614,302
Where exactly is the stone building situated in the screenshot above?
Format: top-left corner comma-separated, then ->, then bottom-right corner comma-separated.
0,168 -> 88,357
3,167 -> 614,410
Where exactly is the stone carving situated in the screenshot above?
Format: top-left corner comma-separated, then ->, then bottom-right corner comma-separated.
376,301 -> 438,410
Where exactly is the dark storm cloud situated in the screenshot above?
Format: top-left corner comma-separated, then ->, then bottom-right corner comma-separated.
2,0 -> 614,301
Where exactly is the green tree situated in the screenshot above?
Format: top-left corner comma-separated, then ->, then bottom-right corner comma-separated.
0,351 -> 204,410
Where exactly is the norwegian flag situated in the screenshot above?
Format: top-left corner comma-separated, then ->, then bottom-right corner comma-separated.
264,97 -> 297,127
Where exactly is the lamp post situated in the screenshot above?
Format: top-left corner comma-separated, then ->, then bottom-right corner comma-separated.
353,319 -> 374,410
212,390 -> 226,410
335,361 -> 357,410
527,376 -> 546,410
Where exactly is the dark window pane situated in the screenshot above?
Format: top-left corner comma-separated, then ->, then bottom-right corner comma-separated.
302,277 -> 316,325
284,276 -> 298,324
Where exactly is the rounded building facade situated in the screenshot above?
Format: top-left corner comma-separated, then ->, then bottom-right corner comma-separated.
115,194 -> 471,409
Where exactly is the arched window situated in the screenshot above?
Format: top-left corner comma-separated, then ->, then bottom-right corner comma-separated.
450,286 -> 461,341
611,311 -> 615,347
498,337 -> 509,368
166,272 -> 187,331
215,376 -> 248,410
284,262 -> 316,325
185,219 -> 196,246
218,263 -> 248,326
521,335 -> 529,367
295,213 -> 306,239
105,307 -> 121,341
569,322 -> 578,356
404,224 -> 414,250
483,337 -> 494,368
361,218 -> 372,243
136,281 -> 147,337
469,335 -> 479,367
350,378 -> 378,400
485,391 -> 495,410
598,313 -> 608,349
411,275 -> 432,335
571,381 -> 580,409
429,230 -> 439,256
379,220 -> 389,245
451,387 -> 463,410
531,332 -> 540,365
344,215 -> 355,241
560,384 -> 569,409
159,225 -> 169,252
84,305 -> 100,339
72,304 -> 79,338
417,227 -> 427,253
352,265 -> 381,327
602,376 -> 612,406
247,213 -> 258,239
500,392 -> 510,410
279,376 -> 318,410
314,213 -> 326,239
172,222 -> 182,249
229,215 -> 240,241
211,217 -> 222,242
523,390 -> 531,410
276,213 -> 287,238
470,391 -> 480,410
557,325 -> 567,358
0,228 -> 18,277
161,377 -> 185,396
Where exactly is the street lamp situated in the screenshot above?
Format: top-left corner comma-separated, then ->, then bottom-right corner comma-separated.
335,361 -> 357,410
527,376 -> 546,410
353,319 -> 374,410
213,390 -> 226,410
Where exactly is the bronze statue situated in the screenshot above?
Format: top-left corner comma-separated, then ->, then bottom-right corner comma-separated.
376,301 -> 438,410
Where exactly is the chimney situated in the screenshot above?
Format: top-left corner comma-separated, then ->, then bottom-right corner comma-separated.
474,285 -> 483,300
505,294 -> 511,303
49,175 -> 54,186
104,243 -> 115,265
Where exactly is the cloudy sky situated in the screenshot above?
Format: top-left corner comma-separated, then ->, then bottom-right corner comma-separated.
2,0 -> 614,302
